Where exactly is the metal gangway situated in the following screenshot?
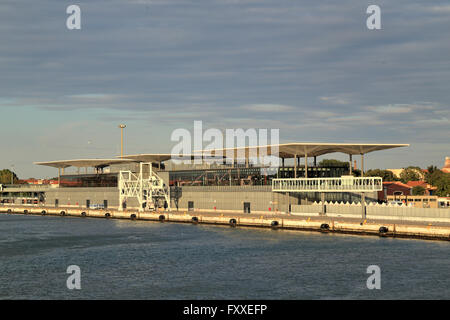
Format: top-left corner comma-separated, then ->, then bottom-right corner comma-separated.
272,176 -> 382,193
118,162 -> 170,212
272,176 -> 382,219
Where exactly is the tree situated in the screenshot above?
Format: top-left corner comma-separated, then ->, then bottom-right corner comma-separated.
365,169 -> 398,181
318,159 -> 349,168
426,169 -> 450,197
435,174 -> 450,197
0,169 -> 19,184
426,169 -> 444,186
400,167 -> 421,183
426,165 -> 438,175
351,169 -> 361,177
412,186 -> 426,195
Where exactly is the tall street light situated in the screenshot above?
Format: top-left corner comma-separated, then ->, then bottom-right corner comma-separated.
10,165 -> 14,185
119,124 -> 126,157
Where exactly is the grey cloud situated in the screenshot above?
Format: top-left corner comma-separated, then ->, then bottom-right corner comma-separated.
1,0 -> 450,176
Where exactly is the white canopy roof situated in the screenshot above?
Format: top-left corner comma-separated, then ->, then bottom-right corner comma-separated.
196,142 -> 410,158
34,159 -> 136,169
34,143 -> 409,169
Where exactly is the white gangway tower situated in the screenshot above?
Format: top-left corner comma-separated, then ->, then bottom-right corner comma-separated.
118,162 -> 170,212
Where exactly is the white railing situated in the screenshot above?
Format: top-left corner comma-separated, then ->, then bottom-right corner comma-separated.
272,176 -> 382,192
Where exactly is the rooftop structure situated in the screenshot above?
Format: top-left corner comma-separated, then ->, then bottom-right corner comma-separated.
196,142 -> 409,158
443,157 -> 450,173
34,158 -> 136,169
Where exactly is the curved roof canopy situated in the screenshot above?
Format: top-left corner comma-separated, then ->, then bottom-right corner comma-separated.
119,154 -> 173,163
34,159 -> 136,169
34,143 -> 409,169
196,143 -> 409,158
119,153 -> 221,162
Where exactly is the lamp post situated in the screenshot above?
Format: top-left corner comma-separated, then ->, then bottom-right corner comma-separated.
10,165 -> 14,185
118,124 -> 126,157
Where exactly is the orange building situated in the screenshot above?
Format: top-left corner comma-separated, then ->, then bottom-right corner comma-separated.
406,181 -> 437,195
378,181 -> 412,202
443,157 -> 450,173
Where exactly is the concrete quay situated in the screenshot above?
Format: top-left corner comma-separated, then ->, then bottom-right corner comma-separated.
1,205 -> 450,242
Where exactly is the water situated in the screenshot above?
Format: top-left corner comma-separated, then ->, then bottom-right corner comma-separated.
0,214 -> 449,299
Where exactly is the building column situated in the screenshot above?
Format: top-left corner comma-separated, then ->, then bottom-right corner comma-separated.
287,192 -> 290,214
58,168 -> 61,187
314,156 -> 317,167
294,154 -> 297,178
360,153 -> 364,177
321,192 -> 326,216
361,193 -> 366,219
305,153 -> 308,178
349,154 -> 353,175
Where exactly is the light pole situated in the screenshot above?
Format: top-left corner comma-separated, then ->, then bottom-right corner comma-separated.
118,124 -> 126,157
10,165 -> 14,185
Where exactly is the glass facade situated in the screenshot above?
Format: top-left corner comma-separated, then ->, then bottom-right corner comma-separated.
169,167 -> 275,186
278,166 -> 348,178
31,164 -> 349,188
59,174 -> 118,188
169,165 -> 348,186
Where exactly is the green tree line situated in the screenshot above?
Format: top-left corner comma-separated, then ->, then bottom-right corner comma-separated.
0,169 -> 19,184
364,165 -> 449,197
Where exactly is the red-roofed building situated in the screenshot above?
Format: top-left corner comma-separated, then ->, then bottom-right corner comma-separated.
406,181 -> 437,195
18,178 -> 58,185
378,181 -> 412,202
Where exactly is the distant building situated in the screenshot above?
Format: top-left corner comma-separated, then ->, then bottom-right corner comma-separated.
386,168 -> 426,180
406,181 -> 437,195
442,157 -> 450,173
378,181 -> 412,202
19,178 -> 58,185
387,195 -> 439,208
438,197 -> 450,208
1,142 -> 409,210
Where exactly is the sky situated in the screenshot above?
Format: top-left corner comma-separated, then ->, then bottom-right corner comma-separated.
0,0 -> 449,178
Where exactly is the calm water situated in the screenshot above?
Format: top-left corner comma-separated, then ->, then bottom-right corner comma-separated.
0,214 -> 449,299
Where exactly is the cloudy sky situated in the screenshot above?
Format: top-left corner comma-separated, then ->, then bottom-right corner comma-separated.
1,0 -> 449,178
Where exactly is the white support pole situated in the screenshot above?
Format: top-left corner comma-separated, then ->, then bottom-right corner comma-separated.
321,192 -> 325,216
287,192 -> 290,214
139,162 -> 144,212
305,153 -> 308,178
361,192 -> 366,219
294,154 -> 297,178
349,154 -> 353,175
361,153 -> 364,177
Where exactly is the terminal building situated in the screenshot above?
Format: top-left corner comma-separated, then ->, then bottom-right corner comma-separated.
0,142 -> 409,214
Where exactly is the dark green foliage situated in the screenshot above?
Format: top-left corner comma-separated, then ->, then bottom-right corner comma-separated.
0,169 -> 18,184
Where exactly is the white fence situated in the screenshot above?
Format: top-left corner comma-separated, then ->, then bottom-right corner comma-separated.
292,202 -> 450,219
272,177 -> 382,192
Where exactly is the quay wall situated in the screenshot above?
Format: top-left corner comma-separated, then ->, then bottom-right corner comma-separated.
1,205 -> 450,241
1,185 -> 377,214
